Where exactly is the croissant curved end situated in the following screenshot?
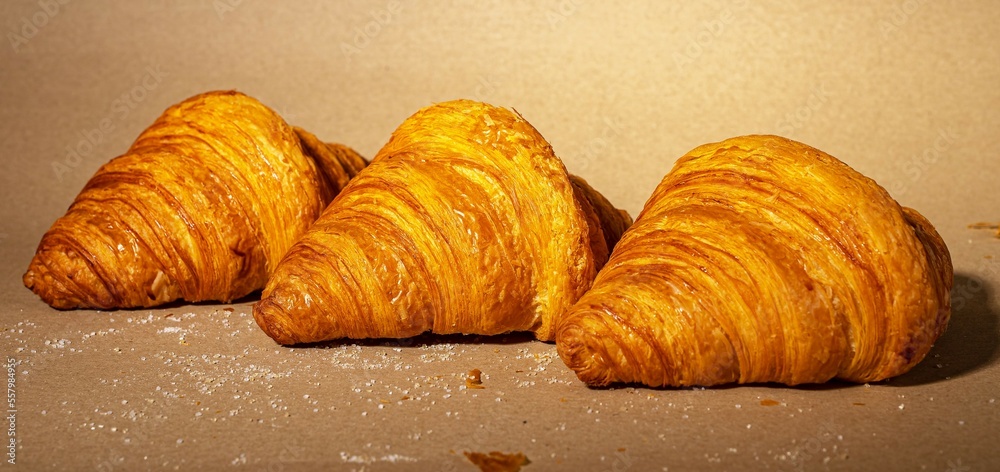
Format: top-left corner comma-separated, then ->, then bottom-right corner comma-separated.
24,243 -> 115,310
891,206 -> 954,376
556,320 -> 613,386
252,297 -> 300,345
23,256 -> 86,310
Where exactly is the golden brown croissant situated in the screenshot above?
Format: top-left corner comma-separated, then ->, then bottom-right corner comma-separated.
24,90 -> 366,309
253,99 -> 631,344
557,135 -> 952,387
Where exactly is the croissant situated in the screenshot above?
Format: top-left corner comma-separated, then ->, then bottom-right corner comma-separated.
253,99 -> 631,344
557,135 -> 953,387
23,90 -> 367,309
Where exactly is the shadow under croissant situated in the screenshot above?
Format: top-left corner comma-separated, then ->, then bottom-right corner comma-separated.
118,271 -> 997,387
889,272 -> 1000,387
51,291 -> 266,312
293,332 -> 539,350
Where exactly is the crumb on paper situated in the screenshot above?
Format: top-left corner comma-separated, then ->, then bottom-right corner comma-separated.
968,222 -> 1000,237
463,451 -> 529,472
967,222 -> 998,229
760,399 -> 780,407
466,369 -> 485,389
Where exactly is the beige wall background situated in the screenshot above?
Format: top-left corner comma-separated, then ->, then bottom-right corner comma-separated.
3,2 -> 997,231
1,1 -> 998,470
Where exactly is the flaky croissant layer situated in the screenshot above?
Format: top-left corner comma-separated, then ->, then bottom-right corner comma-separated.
557,135 -> 953,387
253,99 -> 631,344
24,91 -> 366,309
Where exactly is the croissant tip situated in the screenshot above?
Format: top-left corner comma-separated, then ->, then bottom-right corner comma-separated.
556,322 -> 609,387
22,268 -> 36,290
22,267 -> 50,307
252,298 -> 299,345
23,255 -> 79,310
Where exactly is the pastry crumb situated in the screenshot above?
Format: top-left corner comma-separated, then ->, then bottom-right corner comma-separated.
968,222 -> 1000,237
466,369 -> 485,389
967,222 -> 998,229
463,451 -> 529,472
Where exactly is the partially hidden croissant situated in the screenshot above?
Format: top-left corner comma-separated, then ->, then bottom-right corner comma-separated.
253,99 -> 632,344
557,135 -> 953,387
24,90 -> 367,309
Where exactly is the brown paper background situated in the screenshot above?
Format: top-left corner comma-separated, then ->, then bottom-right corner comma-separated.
1,1 -> 998,470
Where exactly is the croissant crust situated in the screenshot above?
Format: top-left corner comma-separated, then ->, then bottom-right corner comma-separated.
253,99 -> 631,344
557,135 -> 953,387
24,90 -> 366,309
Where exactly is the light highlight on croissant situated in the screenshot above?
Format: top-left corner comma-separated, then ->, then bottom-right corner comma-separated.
253,99 -> 631,344
24,90 -> 366,309
557,135 -> 953,387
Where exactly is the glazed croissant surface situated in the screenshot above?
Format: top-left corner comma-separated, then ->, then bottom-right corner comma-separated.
253,99 -> 631,344
24,90 -> 366,309
557,135 -> 953,387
